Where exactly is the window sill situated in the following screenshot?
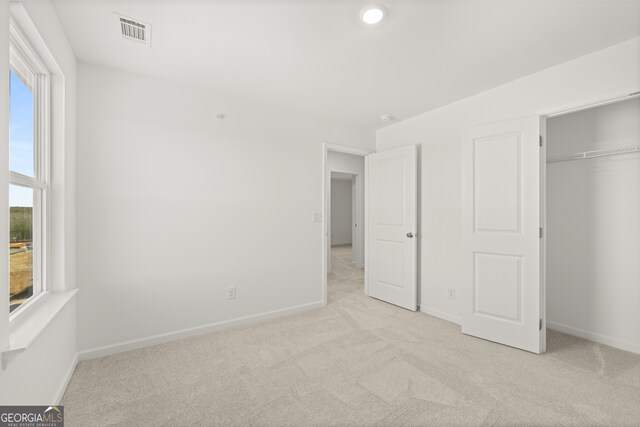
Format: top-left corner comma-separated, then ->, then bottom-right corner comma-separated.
2,289 -> 78,370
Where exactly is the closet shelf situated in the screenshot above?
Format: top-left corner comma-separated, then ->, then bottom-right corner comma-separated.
547,145 -> 640,163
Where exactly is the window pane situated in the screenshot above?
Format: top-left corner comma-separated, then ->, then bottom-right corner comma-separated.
9,70 -> 35,177
9,185 -> 34,313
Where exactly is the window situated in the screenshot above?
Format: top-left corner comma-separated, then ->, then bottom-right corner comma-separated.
8,22 -> 49,314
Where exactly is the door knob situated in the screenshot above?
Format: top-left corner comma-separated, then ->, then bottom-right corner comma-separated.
406,232 -> 414,238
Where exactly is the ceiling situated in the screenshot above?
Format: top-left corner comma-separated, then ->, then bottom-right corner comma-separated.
51,0 -> 640,132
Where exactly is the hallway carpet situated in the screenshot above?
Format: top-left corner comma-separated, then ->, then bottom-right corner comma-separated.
62,245 -> 640,425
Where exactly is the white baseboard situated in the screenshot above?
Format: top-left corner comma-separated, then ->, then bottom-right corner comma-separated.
78,301 -> 323,361
420,305 -> 461,325
547,320 -> 640,355
54,353 -> 77,404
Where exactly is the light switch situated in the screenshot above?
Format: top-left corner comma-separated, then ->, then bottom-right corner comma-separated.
313,212 -> 323,223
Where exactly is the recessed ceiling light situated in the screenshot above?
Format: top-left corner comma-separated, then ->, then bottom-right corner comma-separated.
361,6 -> 386,24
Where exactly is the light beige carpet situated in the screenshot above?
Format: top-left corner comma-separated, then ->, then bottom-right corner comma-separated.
62,245 -> 640,426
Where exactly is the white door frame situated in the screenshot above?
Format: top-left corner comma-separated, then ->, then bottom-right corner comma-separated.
351,175 -> 360,266
322,143 -> 373,307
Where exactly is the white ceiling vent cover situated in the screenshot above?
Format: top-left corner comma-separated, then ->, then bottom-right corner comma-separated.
117,14 -> 151,47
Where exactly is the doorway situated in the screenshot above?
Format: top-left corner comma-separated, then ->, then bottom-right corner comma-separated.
322,144 -> 372,306
328,172 -> 361,303
329,173 -> 362,269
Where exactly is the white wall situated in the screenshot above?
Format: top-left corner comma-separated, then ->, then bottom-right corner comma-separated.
377,37 -> 640,324
546,98 -> 640,353
330,178 -> 352,246
0,300 -> 77,404
0,1 -> 77,404
76,63 -> 372,357
327,152 -> 365,176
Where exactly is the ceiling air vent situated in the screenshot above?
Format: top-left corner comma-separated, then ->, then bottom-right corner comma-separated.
118,14 -> 151,47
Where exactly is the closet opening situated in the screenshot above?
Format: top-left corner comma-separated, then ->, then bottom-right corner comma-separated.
545,96 -> 640,354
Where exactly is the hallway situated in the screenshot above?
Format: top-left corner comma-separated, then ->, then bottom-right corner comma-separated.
327,245 -> 364,304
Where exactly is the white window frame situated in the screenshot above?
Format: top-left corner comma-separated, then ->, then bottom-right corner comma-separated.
8,19 -> 50,319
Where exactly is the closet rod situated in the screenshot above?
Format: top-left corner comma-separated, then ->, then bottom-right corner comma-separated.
547,91 -> 640,118
547,145 -> 640,164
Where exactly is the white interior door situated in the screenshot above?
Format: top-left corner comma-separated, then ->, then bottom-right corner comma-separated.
462,116 -> 544,354
368,145 -> 417,311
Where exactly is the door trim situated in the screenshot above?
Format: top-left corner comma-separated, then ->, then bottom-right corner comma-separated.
322,143 -> 373,307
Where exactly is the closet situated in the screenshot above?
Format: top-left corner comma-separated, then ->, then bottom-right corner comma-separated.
546,97 -> 640,354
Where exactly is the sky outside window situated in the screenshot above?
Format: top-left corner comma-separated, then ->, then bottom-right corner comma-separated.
9,185 -> 34,210
9,70 -> 35,184
9,70 -> 36,313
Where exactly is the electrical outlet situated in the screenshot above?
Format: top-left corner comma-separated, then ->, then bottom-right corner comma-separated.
227,287 -> 236,300
448,288 -> 456,300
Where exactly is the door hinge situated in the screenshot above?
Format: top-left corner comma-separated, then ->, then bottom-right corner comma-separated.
539,135 -> 543,147
539,319 -> 543,331
539,227 -> 543,238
